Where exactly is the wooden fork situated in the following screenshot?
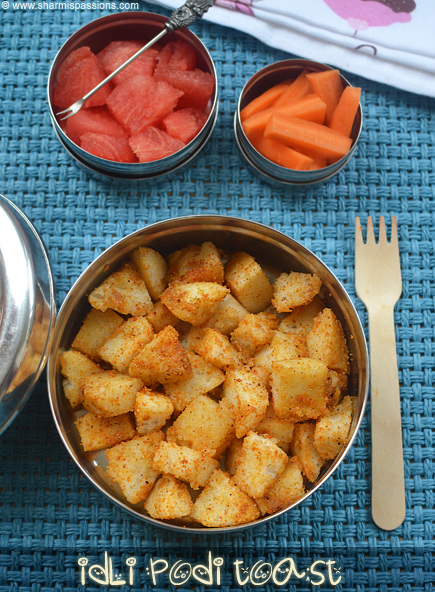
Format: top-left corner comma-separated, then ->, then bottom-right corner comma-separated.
355,216 -> 406,530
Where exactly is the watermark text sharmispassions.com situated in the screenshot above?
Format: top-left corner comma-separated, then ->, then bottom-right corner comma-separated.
2,2 -> 139,10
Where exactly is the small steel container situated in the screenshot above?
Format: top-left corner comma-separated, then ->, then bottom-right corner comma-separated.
47,12 -> 218,181
47,215 -> 368,533
235,59 -> 362,186
0,195 -> 55,435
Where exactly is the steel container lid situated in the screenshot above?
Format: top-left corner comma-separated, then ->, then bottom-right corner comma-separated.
0,194 -> 56,435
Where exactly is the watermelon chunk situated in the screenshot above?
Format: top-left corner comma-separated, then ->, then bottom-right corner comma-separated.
80,132 -> 137,163
65,106 -> 127,146
106,75 -> 184,136
156,40 -> 196,72
129,127 -> 185,162
97,41 -> 157,85
163,108 -> 208,144
154,68 -> 214,110
53,46 -> 112,109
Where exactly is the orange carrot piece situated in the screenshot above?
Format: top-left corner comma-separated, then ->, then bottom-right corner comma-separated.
242,94 -> 327,137
308,155 -> 327,170
240,80 -> 292,121
277,94 -> 327,125
274,71 -> 311,107
329,86 -> 361,137
264,113 -> 352,160
251,136 -> 314,170
242,109 -> 273,138
306,69 -> 343,125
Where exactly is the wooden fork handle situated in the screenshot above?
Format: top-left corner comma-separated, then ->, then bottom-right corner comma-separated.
368,306 -> 406,530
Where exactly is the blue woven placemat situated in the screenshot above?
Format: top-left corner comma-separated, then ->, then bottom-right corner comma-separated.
1,3 -> 434,591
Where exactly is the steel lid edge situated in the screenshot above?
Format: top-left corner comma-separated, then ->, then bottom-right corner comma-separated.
0,194 -> 56,435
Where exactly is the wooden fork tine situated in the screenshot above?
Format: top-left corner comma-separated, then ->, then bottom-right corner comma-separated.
391,215 -> 398,245
378,216 -> 387,245
366,216 -> 375,244
355,217 -> 363,247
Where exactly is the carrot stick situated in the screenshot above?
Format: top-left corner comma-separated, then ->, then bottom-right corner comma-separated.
308,155 -> 327,170
306,69 -> 343,125
264,113 -> 352,160
329,86 -> 361,137
251,136 -> 314,170
242,94 -> 327,137
240,80 -> 292,121
278,94 -> 327,125
274,71 -> 311,107
242,109 -> 273,138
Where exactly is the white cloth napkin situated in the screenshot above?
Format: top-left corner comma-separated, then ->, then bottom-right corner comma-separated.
146,0 -> 435,98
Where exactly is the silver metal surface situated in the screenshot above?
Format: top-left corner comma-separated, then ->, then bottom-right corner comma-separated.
57,0 -> 215,121
48,12 -> 218,180
0,195 -> 55,435
57,29 -> 168,121
47,215 -> 369,533
235,59 -> 363,186
165,0 -> 215,32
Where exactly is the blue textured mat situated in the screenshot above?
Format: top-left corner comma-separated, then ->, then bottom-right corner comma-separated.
0,3 -> 434,591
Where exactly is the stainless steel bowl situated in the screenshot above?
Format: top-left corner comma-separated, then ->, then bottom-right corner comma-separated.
47,215 -> 368,532
0,194 -> 56,435
47,12 -> 218,181
234,59 -> 362,186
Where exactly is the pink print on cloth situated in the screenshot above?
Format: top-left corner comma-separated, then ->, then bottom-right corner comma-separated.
215,0 -> 260,17
323,0 -> 416,31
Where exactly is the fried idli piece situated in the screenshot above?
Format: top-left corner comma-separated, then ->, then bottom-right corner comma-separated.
230,312 -> 278,362
256,456 -> 305,515
145,475 -> 193,520
255,405 -> 295,453
134,388 -> 174,435
98,316 -> 154,373
203,294 -> 248,335
290,422 -> 324,483
233,431 -> 288,499
190,328 -> 243,370
60,349 -> 104,408
76,411 -> 136,452
131,246 -> 168,301
89,262 -> 153,316
153,441 -> 219,490
271,358 -> 330,421
129,326 -> 192,385
225,252 -> 272,313
272,272 -> 321,312
314,396 -> 354,460
83,370 -> 143,417
306,308 -> 350,373
167,242 -> 224,285
146,301 -> 179,333
167,395 -> 234,456
106,432 -> 165,504
278,297 -> 324,335
190,469 -> 260,527
223,367 -> 269,439
72,308 -> 123,360
161,282 -> 229,326
165,351 -> 225,412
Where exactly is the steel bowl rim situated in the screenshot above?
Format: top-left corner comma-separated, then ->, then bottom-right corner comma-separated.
50,104 -> 219,182
233,121 -> 354,187
47,214 -> 368,533
235,58 -> 363,186
46,11 -> 219,180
